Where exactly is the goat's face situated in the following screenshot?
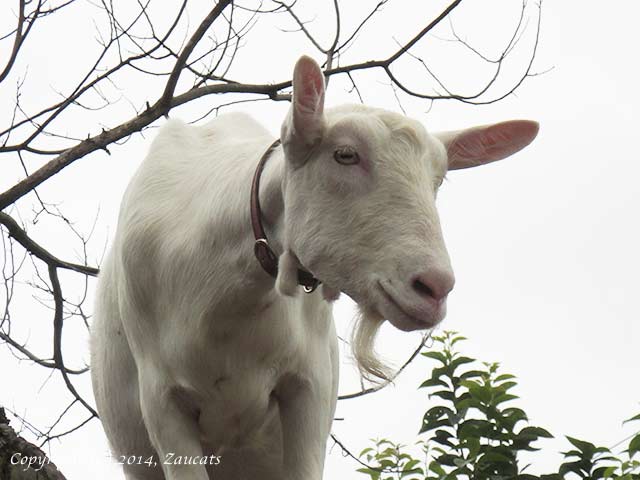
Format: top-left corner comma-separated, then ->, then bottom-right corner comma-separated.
278,56 -> 538,371
282,103 -> 453,332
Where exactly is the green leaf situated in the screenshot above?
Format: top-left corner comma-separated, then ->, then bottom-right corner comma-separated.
496,381 -> 519,392
462,436 -> 481,459
540,474 -> 563,480
448,356 -> 475,374
428,460 -> 446,477
429,366 -> 449,383
513,426 -> 553,452
459,379 -> 480,390
422,351 -> 448,364
559,459 -> 591,477
593,466 -> 614,480
431,429 -> 455,448
434,428 -> 453,440
485,362 -> 500,374
421,406 -> 455,433
453,395 -> 473,416
380,445 -> 399,455
379,459 -> 397,468
420,377 -> 450,389
360,447 -> 375,457
423,406 -> 453,422
429,389 -> 456,402
419,417 -> 449,434
518,426 -> 554,439
594,446 -> 612,454
566,436 -> 596,459
494,393 -> 519,405
458,419 -> 494,441
402,459 -> 422,471
629,434 -> 640,458
504,407 -> 528,418
376,439 -> 395,447
431,334 -> 446,344
566,436 -> 597,457
436,453 -> 459,467
560,449 -> 583,459
494,373 -> 517,382
357,467 -> 381,480
461,381 -> 492,404
431,446 -> 448,456
624,413 -> 640,424
460,370 -> 485,381
479,450 -> 513,464
620,474 -> 639,480
501,407 -> 529,431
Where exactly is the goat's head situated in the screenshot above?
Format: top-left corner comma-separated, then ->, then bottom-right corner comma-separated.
277,56 -> 539,379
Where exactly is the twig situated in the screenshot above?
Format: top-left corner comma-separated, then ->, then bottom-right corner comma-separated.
339,332 -> 431,400
49,264 -> 98,417
0,212 -> 98,276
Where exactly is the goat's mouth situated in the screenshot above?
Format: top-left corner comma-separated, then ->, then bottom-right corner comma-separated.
375,280 -> 444,332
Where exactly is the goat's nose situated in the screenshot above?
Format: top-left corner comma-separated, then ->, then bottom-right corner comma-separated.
411,268 -> 455,303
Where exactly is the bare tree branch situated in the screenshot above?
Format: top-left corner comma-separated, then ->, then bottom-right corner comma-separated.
0,330 -> 88,374
0,0 -> 27,84
159,0 -> 233,109
0,212 -> 98,276
49,263 -> 98,417
0,0 -> 542,210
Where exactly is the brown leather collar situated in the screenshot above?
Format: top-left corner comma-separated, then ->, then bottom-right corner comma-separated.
250,139 -> 320,293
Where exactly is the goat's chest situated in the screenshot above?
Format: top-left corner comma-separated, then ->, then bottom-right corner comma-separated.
168,296 -> 331,449
193,366 -> 280,449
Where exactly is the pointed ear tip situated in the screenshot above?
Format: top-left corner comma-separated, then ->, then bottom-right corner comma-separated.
498,119 -> 539,144
516,119 -> 540,136
295,55 -> 321,72
525,121 -> 540,143
297,54 -> 316,63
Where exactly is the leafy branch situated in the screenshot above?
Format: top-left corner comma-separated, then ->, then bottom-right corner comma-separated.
357,331 -> 640,480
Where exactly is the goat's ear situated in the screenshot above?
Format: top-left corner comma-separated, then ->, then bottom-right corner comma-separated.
281,56 -> 326,163
436,120 -> 539,170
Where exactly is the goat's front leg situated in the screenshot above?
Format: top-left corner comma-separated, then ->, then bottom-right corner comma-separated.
278,375 -> 333,480
138,365 -> 208,480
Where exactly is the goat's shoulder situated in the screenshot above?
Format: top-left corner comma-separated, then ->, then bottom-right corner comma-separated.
145,113 -> 271,158
199,112 -> 272,142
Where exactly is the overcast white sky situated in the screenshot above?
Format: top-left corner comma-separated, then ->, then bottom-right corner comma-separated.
1,1 -> 639,479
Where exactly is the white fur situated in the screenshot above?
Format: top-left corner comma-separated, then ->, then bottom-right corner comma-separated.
276,250 -> 301,297
91,56 -> 538,480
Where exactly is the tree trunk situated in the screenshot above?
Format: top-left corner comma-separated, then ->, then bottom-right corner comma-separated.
0,407 -> 67,480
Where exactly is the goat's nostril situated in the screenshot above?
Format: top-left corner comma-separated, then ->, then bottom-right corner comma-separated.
411,270 -> 455,302
412,278 -> 434,299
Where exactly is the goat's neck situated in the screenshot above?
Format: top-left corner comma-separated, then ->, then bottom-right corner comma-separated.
255,145 -> 286,269
215,144 -> 326,316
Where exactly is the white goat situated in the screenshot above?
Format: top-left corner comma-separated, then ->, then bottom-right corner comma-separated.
91,55 -> 538,480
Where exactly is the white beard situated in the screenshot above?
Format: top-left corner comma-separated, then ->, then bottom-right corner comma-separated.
351,304 -> 391,382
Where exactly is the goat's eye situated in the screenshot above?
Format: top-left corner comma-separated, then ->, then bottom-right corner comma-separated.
333,146 -> 360,165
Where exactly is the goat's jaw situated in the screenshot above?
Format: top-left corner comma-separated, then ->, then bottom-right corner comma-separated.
373,279 -> 447,332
